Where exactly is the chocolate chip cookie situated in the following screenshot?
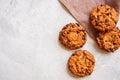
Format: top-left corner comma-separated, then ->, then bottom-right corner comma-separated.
68,50 -> 95,77
90,5 -> 118,31
96,27 -> 120,52
59,23 -> 87,50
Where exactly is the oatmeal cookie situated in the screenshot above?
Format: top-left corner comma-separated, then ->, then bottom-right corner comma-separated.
59,23 -> 87,50
90,5 -> 118,31
68,50 -> 95,77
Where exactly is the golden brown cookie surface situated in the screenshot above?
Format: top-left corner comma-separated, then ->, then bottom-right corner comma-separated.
90,5 -> 118,31
68,50 -> 95,77
96,27 -> 120,52
59,23 -> 87,50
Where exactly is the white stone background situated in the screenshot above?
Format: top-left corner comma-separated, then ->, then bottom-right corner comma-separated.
0,0 -> 120,80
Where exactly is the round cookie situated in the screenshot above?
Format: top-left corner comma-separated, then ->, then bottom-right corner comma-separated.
96,27 -> 120,52
68,50 -> 95,77
59,23 -> 87,50
90,5 -> 118,31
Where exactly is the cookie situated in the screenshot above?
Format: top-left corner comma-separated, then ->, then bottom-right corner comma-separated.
68,50 -> 95,77
59,23 -> 87,50
96,27 -> 120,52
90,5 -> 118,31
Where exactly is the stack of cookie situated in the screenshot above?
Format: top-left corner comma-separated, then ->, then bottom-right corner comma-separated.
59,23 -> 95,77
90,5 -> 120,52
